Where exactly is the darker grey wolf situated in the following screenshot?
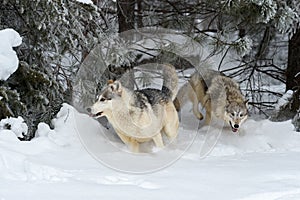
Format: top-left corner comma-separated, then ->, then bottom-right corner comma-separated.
174,69 -> 248,133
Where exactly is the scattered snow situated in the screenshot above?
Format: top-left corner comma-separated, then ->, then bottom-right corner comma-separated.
0,28 -> 22,81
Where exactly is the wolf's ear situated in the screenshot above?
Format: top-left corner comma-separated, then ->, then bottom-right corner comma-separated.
110,81 -> 122,95
107,79 -> 114,84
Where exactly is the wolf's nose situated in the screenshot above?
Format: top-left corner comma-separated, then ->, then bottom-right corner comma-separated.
234,124 -> 239,128
86,107 -> 91,113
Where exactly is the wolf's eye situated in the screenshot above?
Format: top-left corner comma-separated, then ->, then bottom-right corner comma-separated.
240,114 -> 244,117
100,97 -> 106,102
231,113 -> 235,116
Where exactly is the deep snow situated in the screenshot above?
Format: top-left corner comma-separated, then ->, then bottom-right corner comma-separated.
1,103 -> 300,200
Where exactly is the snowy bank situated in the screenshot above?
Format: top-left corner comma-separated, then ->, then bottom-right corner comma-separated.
0,104 -> 300,199
0,28 -> 22,81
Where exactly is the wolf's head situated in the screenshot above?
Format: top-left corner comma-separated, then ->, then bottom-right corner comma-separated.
87,80 -> 122,118
224,100 -> 248,133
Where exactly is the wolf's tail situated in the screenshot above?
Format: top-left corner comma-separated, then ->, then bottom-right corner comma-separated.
162,64 -> 178,101
173,82 -> 190,111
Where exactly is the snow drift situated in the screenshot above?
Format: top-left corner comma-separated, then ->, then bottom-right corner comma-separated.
1,103 -> 300,199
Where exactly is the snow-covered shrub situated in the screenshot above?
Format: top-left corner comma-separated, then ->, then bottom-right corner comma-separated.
271,90 -> 299,122
0,116 -> 28,138
0,86 -> 26,120
0,0 -> 111,139
274,90 -> 293,111
1,62 -> 64,140
0,0 -> 106,85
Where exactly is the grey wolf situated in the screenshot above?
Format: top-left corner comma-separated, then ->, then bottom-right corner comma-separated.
174,69 -> 248,133
87,64 -> 179,152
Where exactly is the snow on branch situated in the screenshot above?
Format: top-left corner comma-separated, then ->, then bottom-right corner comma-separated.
75,0 -> 94,5
0,29 -> 22,81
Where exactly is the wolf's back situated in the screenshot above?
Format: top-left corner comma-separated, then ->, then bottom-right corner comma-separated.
162,64 -> 178,101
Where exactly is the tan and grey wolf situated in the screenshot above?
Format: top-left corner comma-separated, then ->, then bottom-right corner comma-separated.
174,69 -> 248,133
87,64 -> 179,152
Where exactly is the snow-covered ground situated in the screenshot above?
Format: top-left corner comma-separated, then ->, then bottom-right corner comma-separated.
1,103 -> 300,200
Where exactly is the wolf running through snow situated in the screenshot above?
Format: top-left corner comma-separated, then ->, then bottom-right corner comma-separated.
174,69 -> 248,133
87,64 -> 179,152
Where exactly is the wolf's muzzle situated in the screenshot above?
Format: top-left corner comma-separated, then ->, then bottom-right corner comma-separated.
229,121 -> 239,133
86,108 -> 103,118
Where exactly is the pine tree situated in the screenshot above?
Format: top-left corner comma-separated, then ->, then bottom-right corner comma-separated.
0,0 -> 107,139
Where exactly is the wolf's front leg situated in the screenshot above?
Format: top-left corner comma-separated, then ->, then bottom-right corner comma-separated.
152,133 -> 164,148
204,99 -> 212,125
115,130 -> 140,153
129,140 -> 140,153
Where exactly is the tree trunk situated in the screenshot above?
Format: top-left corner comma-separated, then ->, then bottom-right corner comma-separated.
136,0 -> 143,28
255,26 -> 273,60
287,29 -> 300,112
117,0 -> 135,33
115,0 -> 136,90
